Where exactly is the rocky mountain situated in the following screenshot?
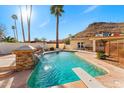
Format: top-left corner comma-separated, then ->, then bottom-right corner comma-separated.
73,22 -> 124,38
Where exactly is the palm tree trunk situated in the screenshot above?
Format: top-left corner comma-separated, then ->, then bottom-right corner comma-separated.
56,14 -> 59,48
20,6 -> 25,42
15,20 -> 18,41
29,5 -> 32,42
26,5 -> 32,43
13,29 -> 16,40
26,5 -> 29,42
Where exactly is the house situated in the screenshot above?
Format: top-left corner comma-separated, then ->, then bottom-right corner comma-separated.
70,22 -> 124,52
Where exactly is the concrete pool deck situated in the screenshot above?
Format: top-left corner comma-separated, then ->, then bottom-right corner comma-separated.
0,54 -> 16,67
0,51 -> 124,88
0,54 -> 16,78
0,69 -> 32,88
75,51 -> 124,88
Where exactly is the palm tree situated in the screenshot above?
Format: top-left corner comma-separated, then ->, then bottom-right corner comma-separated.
11,14 -> 18,41
50,5 -> 64,48
26,5 -> 32,42
11,25 -> 16,40
19,6 -> 25,42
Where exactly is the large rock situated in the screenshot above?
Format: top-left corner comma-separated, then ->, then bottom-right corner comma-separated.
74,22 -> 124,38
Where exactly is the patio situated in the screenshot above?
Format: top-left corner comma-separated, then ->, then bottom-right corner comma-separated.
1,50 -> 124,88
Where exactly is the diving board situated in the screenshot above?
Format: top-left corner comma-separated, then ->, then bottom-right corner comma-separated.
72,67 -> 106,88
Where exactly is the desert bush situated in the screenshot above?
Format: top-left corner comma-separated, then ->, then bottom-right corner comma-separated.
97,50 -> 106,60
50,47 -> 54,51
63,46 -> 66,49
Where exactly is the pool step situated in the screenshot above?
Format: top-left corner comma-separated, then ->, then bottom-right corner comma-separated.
0,66 -> 16,72
0,66 -> 16,78
0,71 -> 14,78
72,67 -> 105,88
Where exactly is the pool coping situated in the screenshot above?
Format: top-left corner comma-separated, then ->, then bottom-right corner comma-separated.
72,67 -> 105,88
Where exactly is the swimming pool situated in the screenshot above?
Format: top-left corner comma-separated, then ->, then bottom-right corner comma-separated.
27,51 -> 106,88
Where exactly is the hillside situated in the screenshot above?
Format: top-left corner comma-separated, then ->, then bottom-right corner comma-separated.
73,22 -> 124,38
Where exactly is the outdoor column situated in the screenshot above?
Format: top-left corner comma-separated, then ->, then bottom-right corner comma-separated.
117,40 -> 119,62
93,40 -> 96,52
108,40 -> 111,56
123,39 -> 124,48
13,45 -> 36,71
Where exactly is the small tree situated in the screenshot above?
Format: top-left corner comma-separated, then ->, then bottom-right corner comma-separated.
64,34 -> 73,45
4,36 -> 16,43
34,38 -> 41,42
64,39 -> 70,45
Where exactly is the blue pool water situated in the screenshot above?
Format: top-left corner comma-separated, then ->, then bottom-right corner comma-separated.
27,52 -> 106,88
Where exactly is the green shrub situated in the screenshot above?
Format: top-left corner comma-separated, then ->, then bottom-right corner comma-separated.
63,46 -> 66,49
44,49 -> 48,51
4,36 -> 17,43
97,51 -> 106,60
50,47 -> 54,51
64,39 -> 70,45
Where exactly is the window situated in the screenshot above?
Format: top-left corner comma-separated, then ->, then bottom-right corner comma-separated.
81,42 -> 84,48
77,42 -> 80,49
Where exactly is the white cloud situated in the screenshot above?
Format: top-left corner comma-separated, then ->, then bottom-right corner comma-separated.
83,5 -> 99,14
39,19 -> 50,28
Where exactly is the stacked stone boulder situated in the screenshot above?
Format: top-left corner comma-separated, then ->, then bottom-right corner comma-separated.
13,45 -> 36,71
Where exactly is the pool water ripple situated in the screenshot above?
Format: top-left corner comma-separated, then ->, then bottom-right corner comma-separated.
28,52 -> 106,88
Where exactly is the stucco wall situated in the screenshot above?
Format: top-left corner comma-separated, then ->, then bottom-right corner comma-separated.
46,43 -> 65,49
0,43 -> 65,54
70,39 -> 93,50
64,45 -> 71,50
0,43 -> 44,54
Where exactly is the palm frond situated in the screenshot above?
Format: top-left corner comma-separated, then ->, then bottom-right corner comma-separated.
50,5 -> 64,16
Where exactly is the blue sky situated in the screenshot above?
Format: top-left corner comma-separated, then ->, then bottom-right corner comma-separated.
0,5 -> 124,41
